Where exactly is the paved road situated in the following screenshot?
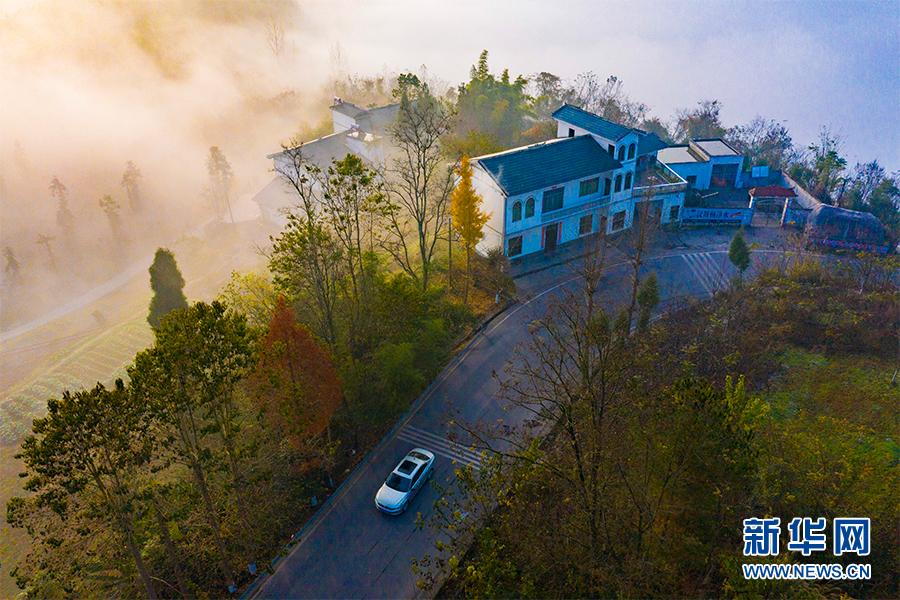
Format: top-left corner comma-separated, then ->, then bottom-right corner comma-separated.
250,234 -> 766,599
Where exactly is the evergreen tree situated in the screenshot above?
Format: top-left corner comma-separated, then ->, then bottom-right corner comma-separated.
148,248 -> 188,328
728,229 -> 751,283
99,194 -> 124,243
50,176 -> 75,237
121,161 -> 143,212
450,156 -> 491,302
636,272 -> 660,333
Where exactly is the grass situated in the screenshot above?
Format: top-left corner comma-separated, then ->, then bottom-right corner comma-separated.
765,347 -> 899,445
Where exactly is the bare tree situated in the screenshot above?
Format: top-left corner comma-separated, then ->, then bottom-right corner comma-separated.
264,14 -> 286,57
384,73 -> 455,290
622,170 -> 662,331
268,144 -> 344,347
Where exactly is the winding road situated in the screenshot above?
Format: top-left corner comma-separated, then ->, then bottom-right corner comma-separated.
249,228 -> 784,599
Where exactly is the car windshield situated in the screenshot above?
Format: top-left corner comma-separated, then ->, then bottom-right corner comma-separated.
386,473 -> 411,492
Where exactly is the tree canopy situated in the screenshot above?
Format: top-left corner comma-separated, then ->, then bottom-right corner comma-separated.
147,247 -> 188,328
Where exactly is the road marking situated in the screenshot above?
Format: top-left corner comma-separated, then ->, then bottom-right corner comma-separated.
397,426 -> 484,470
682,252 -> 731,296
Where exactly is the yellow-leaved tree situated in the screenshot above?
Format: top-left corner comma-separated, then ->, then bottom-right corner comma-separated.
450,156 -> 491,303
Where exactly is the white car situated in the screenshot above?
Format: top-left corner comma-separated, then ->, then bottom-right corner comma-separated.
375,448 -> 435,515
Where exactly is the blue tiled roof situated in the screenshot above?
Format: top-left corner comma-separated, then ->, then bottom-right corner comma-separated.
474,136 -> 622,197
552,104 -> 633,141
637,132 -> 668,157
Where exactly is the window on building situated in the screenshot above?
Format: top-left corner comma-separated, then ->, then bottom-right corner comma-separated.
525,197 -> 535,218
604,178 -> 612,196
617,146 -> 626,161
508,235 -> 523,256
512,201 -> 522,222
669,205 -> 680,221
687,175 -> 697,186
568,128 -> 575,138
579,177 -> 599,197
579,214 -> 592,235
614,175 -> 623,192
612,210 -> 626,231
628,143 -> 636,160
607,144 -> 615,156
624,172 -> 633,190
542,188 -> 564,213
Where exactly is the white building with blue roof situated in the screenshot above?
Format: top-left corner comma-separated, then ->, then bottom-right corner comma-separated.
472,104 -> 686,258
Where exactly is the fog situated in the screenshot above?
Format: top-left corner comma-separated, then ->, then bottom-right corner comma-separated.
0,0 -> 330,327
1,0 -> 898,329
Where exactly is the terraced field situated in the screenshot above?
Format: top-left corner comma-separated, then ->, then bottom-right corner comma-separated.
0,317 -> 153,445
0,316 -> 153,599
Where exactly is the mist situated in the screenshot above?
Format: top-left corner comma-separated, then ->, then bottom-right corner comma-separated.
0,0 -> 334,327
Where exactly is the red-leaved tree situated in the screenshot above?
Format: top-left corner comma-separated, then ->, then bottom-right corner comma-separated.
251,299 -> 343,471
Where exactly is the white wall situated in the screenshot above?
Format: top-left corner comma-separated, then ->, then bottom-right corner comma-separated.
664,161 -> 713,189
471,167 -> 507,255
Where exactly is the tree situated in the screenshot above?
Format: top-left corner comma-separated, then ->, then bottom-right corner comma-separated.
320,153 -> 386,350
218,270 -> 279,330
640,117 -> 673,144
250,299 -> 343,457
270,145 -> 345,347
569,73 -> 648,127
206,146 -> 235,223
635,271 -> 660,333
148,248 -> 188,328
35,234 -> 55,270
729,229 -> 751,283
129,301 -> 254,592
727,116 -> 795,170
450,156 -> 490,303
4,245 -> 20,277
453,51 -> 530,152
12,382 -> 158,598
49,176 -> 75,237
264,13 -> 286,57
623,171 -> 662,331
847,160 -> 886,207
808,127 -> 848,203
385,73 -> 455,291
674,99 -> 727,142
99,194 -> 124,244
121,161 -> 143,212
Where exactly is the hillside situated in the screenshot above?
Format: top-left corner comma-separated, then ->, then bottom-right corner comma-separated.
422,255 -> 899,599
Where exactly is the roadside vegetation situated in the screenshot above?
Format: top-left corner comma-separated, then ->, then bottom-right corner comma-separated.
415,251 -> 899,599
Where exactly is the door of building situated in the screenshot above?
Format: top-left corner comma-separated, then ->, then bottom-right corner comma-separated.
545,223 -> 558,252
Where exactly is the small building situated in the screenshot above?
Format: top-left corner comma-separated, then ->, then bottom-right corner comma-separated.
805,204 -> 888,253
657,139 -> 744,190
253,100 -> 399,228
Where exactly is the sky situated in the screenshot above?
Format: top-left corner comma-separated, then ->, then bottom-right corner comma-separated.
302,0 -> 899,172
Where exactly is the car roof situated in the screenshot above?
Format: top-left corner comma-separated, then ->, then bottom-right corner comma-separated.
392,449 -> 433,477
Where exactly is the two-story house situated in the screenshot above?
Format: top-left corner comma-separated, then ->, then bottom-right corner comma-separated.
471,103 -> 686,258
